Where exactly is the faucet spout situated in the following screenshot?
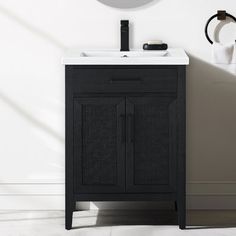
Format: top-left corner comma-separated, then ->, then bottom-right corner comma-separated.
120,20 -> 129,51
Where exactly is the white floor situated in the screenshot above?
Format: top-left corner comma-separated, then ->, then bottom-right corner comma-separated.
0,210 -> 236,236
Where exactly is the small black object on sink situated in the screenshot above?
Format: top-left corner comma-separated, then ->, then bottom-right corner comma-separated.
143,43 -> 168,50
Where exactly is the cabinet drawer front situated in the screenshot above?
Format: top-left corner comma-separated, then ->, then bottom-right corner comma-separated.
66,66 -> 178,94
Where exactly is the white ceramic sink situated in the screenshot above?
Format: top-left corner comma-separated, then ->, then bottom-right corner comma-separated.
80,50 -> 168,58
62,48 -> 189,65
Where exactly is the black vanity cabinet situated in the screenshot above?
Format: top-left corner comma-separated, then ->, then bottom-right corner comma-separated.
65,66 -> 186,229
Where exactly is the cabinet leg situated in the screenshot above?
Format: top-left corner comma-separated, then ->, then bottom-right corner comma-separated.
65,198 -> 75,230
177,199 -> 186,229
65,207 -> 73,230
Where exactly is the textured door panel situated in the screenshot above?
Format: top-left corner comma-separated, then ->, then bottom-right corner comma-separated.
126,95 -> 177,193
73,97 -> 125,193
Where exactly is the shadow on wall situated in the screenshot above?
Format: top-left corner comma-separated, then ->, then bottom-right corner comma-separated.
0,4 -> 65,143
0,91 -> 64,143
186,54 -> 236,181
0,4 -> 67,50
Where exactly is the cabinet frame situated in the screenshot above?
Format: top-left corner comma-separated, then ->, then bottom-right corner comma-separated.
65,65 -> 186,230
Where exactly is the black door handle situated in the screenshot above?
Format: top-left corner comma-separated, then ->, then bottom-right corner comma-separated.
128,114 -> 134,143
120,114 -> 126,143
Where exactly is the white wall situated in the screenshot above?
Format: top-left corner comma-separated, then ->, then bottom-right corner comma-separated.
0,0 -> 236,210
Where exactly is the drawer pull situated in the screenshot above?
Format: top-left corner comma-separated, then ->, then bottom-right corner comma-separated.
110,78 -> 141,83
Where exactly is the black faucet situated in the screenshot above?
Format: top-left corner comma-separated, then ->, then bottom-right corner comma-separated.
120,20 -> 129,51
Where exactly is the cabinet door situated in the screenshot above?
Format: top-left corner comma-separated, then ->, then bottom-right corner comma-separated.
73,97 -> 126,193
126,96 -> 177,193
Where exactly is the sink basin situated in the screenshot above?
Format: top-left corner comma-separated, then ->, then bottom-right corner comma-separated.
62,49 -> 189,65
80,50 -> 168,58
